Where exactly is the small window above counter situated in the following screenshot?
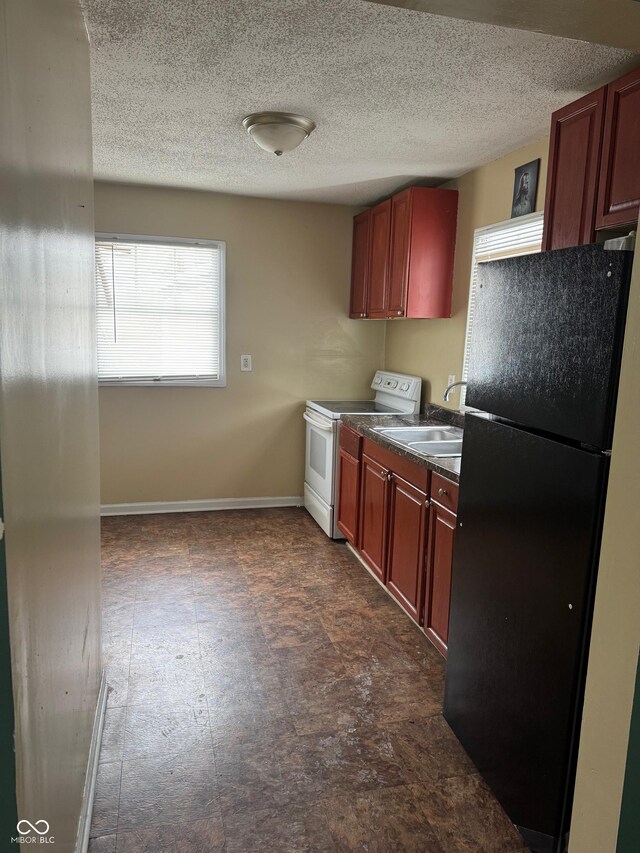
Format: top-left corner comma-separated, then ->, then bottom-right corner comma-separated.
349,186 -> 458,320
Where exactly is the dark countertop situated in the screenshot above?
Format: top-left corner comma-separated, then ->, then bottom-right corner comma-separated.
342,408 -> 463,484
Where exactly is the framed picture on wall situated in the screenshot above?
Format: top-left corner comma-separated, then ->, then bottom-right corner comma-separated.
511,159 -> 540,218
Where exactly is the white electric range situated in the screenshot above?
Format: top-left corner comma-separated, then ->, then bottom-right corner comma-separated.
303,371 -> 422,538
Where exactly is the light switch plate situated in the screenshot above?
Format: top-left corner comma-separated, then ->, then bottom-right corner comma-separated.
240,354 -> 252,372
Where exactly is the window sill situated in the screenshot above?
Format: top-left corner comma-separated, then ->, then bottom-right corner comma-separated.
99,380 -> 227,388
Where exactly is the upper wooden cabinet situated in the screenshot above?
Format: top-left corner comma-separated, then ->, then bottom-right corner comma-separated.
368,199 -> 393,319
349,210 -> 371,318
349,186 -> 458,319
542,88 -> 606,251
596,66 -> 640,230
543,65 -> 640,249
388,189 -> 412,316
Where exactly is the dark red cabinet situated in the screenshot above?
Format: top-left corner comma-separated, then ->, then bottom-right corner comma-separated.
349,186 -> 458,320
387,189 -> 412,317
596,65 -> 640,230
386,474 -> 427,623
349,209 -> 371,318
367,200 -> 392,319
388,187 -> 458,319
337,449 -> 360,545
542,88 -> 606,251
337,428 -> 458,656
424,500 -> 457,657
423,474 -> 459,657
337,425 -> 362,545
358,453 -> 390,582
543,64 -> 640,248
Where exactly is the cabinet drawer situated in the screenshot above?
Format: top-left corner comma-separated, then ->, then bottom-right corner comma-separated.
340,423 -> 362,458
431,473 -> 458,514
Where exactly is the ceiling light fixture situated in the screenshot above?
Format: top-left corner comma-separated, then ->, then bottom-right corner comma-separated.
242,112 -> 316,156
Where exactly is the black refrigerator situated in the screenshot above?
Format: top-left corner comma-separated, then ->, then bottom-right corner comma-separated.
443,244 -> 634,853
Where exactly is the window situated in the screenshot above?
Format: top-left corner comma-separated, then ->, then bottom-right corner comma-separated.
95,235 -> 225,386
460,211 -> 544,406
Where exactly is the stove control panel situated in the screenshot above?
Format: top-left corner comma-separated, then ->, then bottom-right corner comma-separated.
370,371 -> 421,406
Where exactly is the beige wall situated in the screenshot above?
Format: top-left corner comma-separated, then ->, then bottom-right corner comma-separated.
569,224 -> 640,853
0,1 -> 102,850
95,183 -> 385,505
384,137 -> 548,409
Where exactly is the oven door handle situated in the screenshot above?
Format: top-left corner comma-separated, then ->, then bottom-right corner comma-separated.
303,412 -> 334,432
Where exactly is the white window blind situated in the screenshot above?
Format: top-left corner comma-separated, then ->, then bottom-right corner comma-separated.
460,211 -> 544,406
95,235 -> 225,386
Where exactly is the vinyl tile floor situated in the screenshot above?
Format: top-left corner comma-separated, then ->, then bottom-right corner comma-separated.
90,508 -> 527,853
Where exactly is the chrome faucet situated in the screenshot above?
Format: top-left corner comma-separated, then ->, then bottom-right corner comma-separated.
443,380 -> 467,402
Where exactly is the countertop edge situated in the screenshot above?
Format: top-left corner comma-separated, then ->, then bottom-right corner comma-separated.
341,413 -> 462,485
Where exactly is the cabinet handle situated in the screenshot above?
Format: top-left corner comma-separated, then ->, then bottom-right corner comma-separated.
438,488 -> 448,497
425,499 -> 431,508
386,472 -> 392,482
361,312 -> 367,318
397,310 -> 403,316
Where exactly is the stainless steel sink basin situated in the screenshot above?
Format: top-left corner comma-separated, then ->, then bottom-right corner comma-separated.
371,424 -> 463,458
407,440 -> 463,458
373,425 -> 462,443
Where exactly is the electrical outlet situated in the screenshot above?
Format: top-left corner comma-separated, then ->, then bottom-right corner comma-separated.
240,354 -> 252,372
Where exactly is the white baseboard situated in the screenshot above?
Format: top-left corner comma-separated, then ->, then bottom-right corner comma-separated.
76,670 -> 107,853
100,495 -> 304,517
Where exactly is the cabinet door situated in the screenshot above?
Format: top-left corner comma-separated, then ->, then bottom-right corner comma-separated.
337,449 -> 360,545
386,474 -> 427,622
387,189 -> 412,318
596,66 -> 640,230
404,187 -> 458,319
542,88 -> 605,250
358,454 -> 389,582
424,502 -> 456,657
367,199 -> 392,319
350,209 -> 371,318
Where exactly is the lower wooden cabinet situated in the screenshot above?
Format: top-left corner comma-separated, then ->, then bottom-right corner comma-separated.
336,448 -> 360,545
336,429 -> 459,658
386,474 -> 427,623
424,500 -> 457,657
358,453 -> 390,583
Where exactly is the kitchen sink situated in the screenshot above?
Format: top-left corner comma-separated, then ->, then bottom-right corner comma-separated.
407,439 -> 463,458
372,424 -> 463,457
373,425 -> 463,443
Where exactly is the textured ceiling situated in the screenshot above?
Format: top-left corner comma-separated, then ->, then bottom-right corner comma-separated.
83,0 -> 637,205
364,0 -> 640,51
